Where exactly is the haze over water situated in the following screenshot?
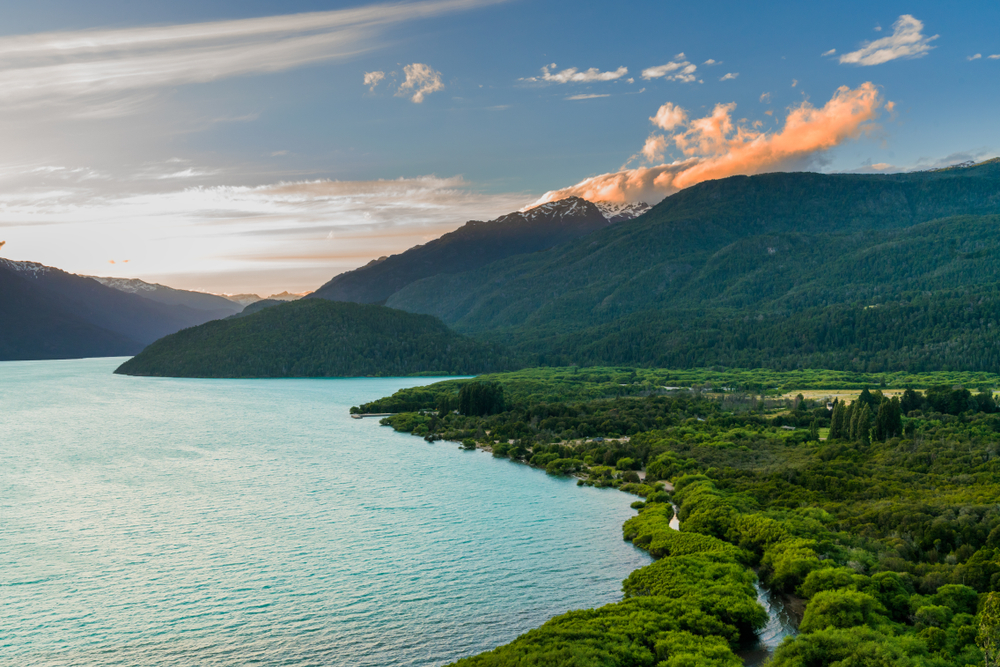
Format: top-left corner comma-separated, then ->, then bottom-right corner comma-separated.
1,358 -> 649,666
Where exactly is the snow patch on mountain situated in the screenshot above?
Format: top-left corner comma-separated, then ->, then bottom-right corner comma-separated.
593,201 -> 651,223
91,276 -> 162,294
0,258 -> 51,278
520,196 -> 594,221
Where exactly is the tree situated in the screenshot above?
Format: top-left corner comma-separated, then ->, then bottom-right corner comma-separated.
853,403 -> 872,446
874,397 -> 902,442
458,380 -> 507,416
978,592 -> 1000,667
829,402 -> 846,439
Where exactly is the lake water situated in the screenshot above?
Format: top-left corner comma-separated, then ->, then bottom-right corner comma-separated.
1,358 -> 650,667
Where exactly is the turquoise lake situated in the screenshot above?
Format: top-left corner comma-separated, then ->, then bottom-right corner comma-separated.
1,358 -> 650,666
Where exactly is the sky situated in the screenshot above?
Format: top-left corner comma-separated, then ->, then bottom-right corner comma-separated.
0,0 -> 997,295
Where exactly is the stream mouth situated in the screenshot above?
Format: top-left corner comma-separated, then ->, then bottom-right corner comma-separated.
668,503 -> 800,666
735,581 -> 801,666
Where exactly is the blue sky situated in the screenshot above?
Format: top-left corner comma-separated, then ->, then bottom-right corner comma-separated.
0,0 -> 997,293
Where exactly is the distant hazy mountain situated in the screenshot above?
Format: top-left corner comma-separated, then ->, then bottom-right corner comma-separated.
309,197 -> 650,305
221,293 -> 264,307
218,291 -> 307,307
115,299 -> 518,378
89,276 -> 241,316
0,259 -> 237,361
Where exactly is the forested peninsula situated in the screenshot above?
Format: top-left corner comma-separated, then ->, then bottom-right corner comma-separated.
114,300 -> 518,378
357,366 -> 1000,666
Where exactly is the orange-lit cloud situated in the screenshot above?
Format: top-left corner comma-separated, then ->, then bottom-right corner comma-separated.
533,82 -> 884,205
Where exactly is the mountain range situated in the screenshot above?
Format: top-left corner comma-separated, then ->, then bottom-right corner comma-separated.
0,261 -> 241,360
8,158 -> 1000,374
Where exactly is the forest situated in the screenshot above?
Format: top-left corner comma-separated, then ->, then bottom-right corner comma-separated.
114,299 -> 518,378
356,367 -> 1000,666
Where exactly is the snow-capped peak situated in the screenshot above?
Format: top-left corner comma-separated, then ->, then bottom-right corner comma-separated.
592,201 -> 651,223
520,196 -> 594,221
0,258 -> 51,278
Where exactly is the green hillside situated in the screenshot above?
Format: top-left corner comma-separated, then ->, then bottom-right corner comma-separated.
382,162 -> 1000,371
114,299 -> 519,378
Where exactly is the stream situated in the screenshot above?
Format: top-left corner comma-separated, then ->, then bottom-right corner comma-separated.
668,504 -> 799,665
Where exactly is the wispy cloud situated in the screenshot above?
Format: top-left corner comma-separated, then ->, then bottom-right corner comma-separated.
822,49 -> 836,57
0,0 -> 498,112
968,54 -> 982,61
397,63 -> 444,103
839,15 -> 937,66
566,93 -> 610,100
719,72 -> 738,81
642,54 -> 698,82
533,82 -> 885,205
522,63 -> 628,84
990,55 -> 1000,60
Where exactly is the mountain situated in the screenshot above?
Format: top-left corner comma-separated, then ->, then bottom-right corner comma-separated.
309,196 -> 649,305
221,293 -> 264,307
0,261 -> 143,360
0,258 -> 237,361
89,276 -> 241,317
381,159 -> 1000,371
217,291 -> 306,307
115,299 -> 518,378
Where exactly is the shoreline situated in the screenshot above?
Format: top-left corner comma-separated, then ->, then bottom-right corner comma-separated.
370,419 -> 797,666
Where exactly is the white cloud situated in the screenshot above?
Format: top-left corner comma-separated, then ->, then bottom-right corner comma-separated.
650,102 -> 687,131
397,63 -> 444,103
839,14 -> 937,66
968,54 -> 982,61
0,174 -> 528,293
642,54 -> 697,82
759,92 -> 771,103
0,0 -> 497,112
990,55 -> 1000,60
364,70 -> 385,91
720,72 -> 738,81
822,48 -> 836,57
522,63 -> 628,84
566,93 -> 610,100
703,59 -> 720,66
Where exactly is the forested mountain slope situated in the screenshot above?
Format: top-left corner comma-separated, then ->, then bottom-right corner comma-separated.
378,161 -> 1000,371
310,197 -> 648,304
386,161 -> 1000,334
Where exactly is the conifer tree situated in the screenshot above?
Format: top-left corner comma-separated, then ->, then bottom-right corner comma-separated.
829,402 -> 844,439
857,404 -> 872,446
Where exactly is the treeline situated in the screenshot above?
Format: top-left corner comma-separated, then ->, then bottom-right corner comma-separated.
115,299 -> 520,378
353,365 -> 1000,415
511,284 -> 1000,373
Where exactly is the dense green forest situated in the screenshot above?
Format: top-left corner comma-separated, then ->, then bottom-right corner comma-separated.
115,300 -> 518,378
357,367 -> 1000,665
